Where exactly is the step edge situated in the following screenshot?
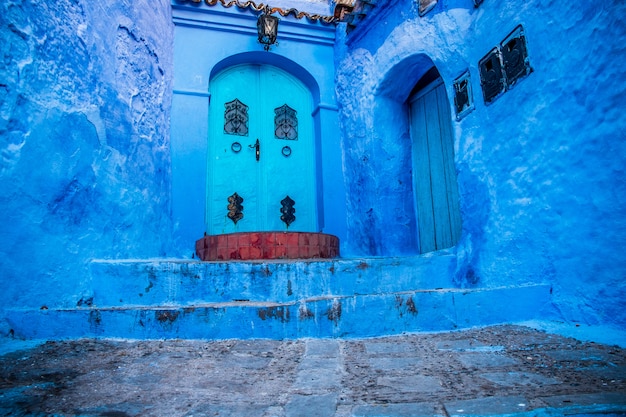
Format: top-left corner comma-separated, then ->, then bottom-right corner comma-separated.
6,283 -> 551,312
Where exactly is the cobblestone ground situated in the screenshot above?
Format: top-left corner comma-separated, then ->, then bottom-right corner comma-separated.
1,325 -> 625,416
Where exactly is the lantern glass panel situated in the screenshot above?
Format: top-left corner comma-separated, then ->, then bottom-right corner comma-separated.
257,14 -> 278,49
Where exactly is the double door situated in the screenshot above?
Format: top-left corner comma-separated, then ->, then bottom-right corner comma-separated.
207,64 -> 317,234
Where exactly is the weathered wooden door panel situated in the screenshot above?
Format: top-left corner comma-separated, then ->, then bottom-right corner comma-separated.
436,83 -> 463,243
409,79 -> 461,253
208,66 -> 259,233
207,65 -> 316,234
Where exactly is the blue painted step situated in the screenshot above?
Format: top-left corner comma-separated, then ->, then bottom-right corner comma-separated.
7,285 -> 552,340
5,255 -> 554,340
88,254 -> 458,307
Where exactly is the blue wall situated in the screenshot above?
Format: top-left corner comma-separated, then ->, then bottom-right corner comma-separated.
335,0 -> 626,328
1,0 -> 625,341
0,1 -> 174,322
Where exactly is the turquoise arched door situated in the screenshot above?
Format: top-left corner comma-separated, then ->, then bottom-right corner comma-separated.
207,64 -> 317,234
409,76 -> 462,253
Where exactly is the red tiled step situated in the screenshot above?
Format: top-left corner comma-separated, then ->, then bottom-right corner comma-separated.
195,232 -> 340,261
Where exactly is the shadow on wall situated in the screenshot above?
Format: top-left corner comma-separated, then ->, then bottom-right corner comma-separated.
454,164 -> 490,287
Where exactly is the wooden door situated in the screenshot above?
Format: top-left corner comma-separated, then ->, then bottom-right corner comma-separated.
409,79 -> 462,253
207,64 -> 317,234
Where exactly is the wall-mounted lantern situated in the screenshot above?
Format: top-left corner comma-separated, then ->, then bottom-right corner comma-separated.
257,7 -> 279,51
334,0 -> 355,21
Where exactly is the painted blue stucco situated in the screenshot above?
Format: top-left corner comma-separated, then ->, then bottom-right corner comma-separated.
0,0 -> 625,345
335,0 -> 626,329
0,1 -> 174,324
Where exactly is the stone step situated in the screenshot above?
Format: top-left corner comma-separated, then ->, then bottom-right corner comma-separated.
6,284 -> 552,340
87,254 -> 458,308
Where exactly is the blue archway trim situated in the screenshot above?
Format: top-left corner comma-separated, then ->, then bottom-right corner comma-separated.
376,53 -> 437,102
209,52 -> 321,104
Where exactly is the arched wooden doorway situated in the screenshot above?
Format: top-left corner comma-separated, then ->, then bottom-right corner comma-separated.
408,67 -> 462,253
206,64 -> 318,235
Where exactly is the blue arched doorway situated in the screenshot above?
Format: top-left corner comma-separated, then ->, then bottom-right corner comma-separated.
372,54 -> 462,255
407,67 -> 462,253
206,63 -> 318,234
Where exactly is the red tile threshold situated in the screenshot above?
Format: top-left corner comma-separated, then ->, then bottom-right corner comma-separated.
195,232 -> 339,261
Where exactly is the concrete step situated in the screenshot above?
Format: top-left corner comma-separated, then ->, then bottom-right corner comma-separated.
5,254 -> 555,340
87,254 -> 458,307
6,283 -> 552,340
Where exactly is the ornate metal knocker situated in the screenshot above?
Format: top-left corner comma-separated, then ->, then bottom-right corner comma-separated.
249,138 -> 260,161
231,142 -> 242,153
282,146 -> 292,157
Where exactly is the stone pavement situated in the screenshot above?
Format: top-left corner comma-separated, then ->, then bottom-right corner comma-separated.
1,325 -> 625,417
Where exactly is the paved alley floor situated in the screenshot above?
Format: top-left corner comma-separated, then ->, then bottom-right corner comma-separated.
1,325 -> 625,417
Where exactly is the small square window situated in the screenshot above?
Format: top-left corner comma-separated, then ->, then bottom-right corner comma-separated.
453,71 -> 474,120
500,25 -> 532,87
479,48 -> 505,104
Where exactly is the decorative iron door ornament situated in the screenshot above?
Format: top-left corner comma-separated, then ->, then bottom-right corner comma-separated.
274,104 -> 298,140
227,192 -> 244,224
224,98 -> 249,136
282,146 -> 292,157
280,195 -> 296,227
231,142 -> 242,153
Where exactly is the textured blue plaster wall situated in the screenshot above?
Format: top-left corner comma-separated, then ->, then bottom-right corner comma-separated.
1,0 -> 624,343
0,1 -> 174,320
335,0 -> 626,328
